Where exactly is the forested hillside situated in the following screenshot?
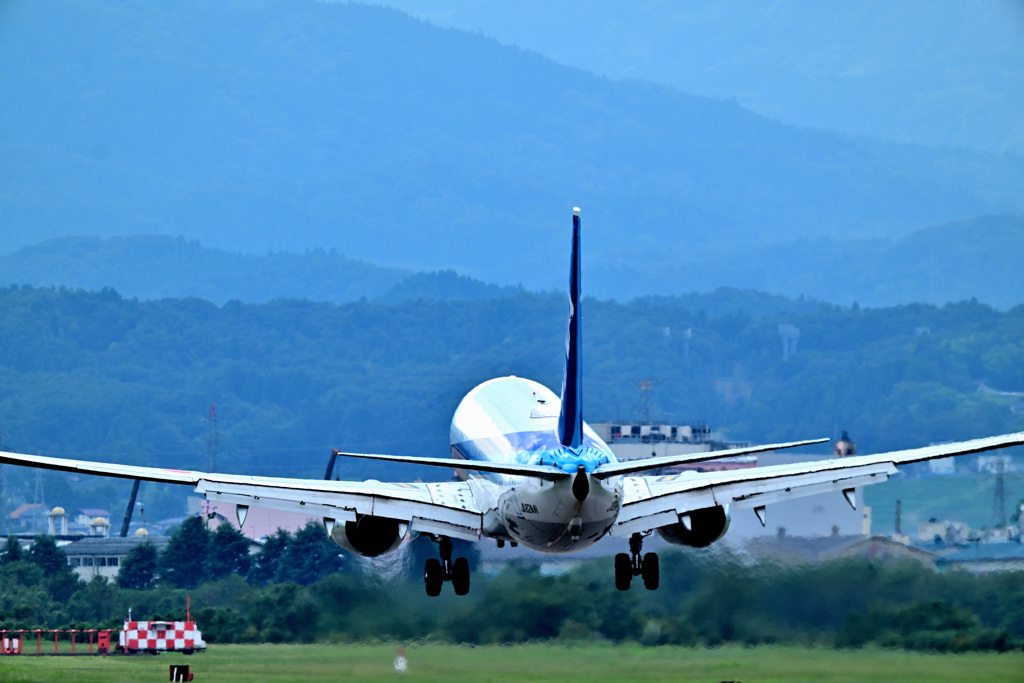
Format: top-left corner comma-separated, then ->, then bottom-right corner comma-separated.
620,214 -> 1024,308
2,0 -> 1022,296
0,236 -> 409,304
0,286 -> 1022,517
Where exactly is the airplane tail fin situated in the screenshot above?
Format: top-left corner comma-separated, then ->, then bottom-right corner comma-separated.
558,207 -> 583,449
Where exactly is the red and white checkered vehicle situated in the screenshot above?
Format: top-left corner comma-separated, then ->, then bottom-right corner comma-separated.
119,620 -> 206,654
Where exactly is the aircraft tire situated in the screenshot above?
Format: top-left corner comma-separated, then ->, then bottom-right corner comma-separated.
452,557 -> 471,595
614,553 -> 632,591
642,552 -> 659,590
424,558 -> 443,597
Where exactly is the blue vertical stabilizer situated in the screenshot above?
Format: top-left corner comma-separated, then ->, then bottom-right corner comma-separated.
558,208 -> 583,449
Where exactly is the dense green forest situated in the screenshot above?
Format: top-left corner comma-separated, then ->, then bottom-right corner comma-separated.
0,285 -> 1022,520
1,526 -> 1021,652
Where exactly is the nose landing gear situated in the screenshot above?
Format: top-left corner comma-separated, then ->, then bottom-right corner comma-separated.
614,532 -> 659,591
424,536 -> 471,596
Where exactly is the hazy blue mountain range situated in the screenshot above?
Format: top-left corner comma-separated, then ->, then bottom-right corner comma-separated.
0,235 -> 526,305
611,214 -> 1024,309
0,236 -> 407,304
374,0 -> 1024,153
3,213 -> 1023,309
2,0 -> 1022,299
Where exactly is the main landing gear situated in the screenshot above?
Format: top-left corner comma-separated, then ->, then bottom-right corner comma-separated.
424,536 -> 470,597
615,532 -> 659,591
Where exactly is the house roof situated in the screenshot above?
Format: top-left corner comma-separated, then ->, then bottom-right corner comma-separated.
63,536 -> 171,557
934,542 -> 1024,564
746,534 -> 865,561
746,534 -> 934,565
7,503 -> 43,519
75,508 -> 111,517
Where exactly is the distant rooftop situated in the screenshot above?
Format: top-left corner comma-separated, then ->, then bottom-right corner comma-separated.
591,421 -> 715,445
63,536 -> 170,556
934,542 -> 1024,565
7,503 -> 44,519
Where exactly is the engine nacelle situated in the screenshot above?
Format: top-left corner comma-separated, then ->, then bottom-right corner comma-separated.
655,505 -> 731,548
329,514 -> 406,557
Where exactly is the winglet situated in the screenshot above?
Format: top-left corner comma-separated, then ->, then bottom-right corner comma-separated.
558,208 -> 583,449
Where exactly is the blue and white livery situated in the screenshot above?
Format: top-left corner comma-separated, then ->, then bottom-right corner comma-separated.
2,207 -> 1024,595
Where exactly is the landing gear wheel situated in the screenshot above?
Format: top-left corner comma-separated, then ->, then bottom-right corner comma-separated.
614,552 -> 632,591
424,558 -> 442,597
642,552 -> 659,590
452,557 -> 471,595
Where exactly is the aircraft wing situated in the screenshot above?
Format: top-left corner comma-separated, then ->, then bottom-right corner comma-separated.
609,431 -> 1024,538
0,450 -> 483,542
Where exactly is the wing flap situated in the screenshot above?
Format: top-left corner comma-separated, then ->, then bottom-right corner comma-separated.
408,516 -> 481,542
201,489 -> 359,524
196,477 -> 482,538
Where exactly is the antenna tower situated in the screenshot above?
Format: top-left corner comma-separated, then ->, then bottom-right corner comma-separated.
630,379 -> 662,423
206,403 -> 220,472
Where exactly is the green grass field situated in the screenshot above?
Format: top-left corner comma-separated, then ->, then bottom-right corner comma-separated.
1,643 -> 1021,683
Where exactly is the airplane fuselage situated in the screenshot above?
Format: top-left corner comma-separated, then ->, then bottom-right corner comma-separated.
450,376 -> 622,552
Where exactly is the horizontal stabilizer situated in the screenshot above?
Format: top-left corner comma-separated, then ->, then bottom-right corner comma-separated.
338,451 -> 569,480
592,438 -> 830,479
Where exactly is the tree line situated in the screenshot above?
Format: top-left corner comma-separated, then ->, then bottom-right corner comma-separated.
118,517 -> 346,591
1,530 -> 1021,652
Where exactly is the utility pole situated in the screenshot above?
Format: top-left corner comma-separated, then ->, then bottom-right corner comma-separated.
33,470 -> 45,533
993,457 -> 1007,528
0,421 -> 6,534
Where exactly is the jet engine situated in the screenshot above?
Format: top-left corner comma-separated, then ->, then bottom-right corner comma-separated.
655,505 -> 730,548
329,514 -> 406,557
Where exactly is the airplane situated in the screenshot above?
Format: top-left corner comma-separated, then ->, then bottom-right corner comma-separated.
1,207 -> 1023,596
